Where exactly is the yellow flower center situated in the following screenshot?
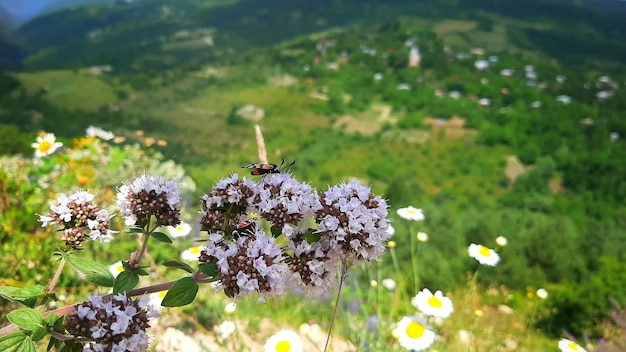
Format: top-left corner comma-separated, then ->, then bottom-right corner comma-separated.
427,296 -> 443,308
276,340 -> 291,352
39,141 -> 52,152
115,265 -> 124,273
406,321 -> 425,339
568,342 -> 580,350
158,291 -> 167,299
388,241 -> 396,248
479,246 -> 491,257
176,225 -> 184,231
191,247 -> 201,254
407,208 -> 416,214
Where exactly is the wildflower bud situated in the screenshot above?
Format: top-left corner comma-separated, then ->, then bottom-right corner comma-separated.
536,288 -> 548,299
417,231 -> 429,242
496,236 -> 508,247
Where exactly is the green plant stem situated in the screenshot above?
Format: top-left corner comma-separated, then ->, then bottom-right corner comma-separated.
48,257 -> 66,292
136,222 -> 155,264
409,224 -> 420,294
389,247 -> 402,280
324,257 -> 349,352
376,262 -> 383,348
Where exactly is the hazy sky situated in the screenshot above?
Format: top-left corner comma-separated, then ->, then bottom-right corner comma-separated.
0,0 -> 56,19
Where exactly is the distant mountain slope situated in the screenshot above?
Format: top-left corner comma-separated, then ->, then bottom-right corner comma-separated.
12,0 -> 626,72
0,4 -> 21,30
0,0 -> 53,20
40,0 -> 116,15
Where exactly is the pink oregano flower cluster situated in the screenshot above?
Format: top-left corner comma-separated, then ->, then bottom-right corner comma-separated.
199,173 -> 391,300
38,190 -> 116,248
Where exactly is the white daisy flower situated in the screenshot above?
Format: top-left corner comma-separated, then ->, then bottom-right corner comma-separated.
219,320 -> 236,340
167,222 -> 191,238
382,278 -> 397,291
411,288 -> 454,318
181,246 -> 203,261
397,206 -> 425,221
31,132 -> 63,158
468,243 -> 500,266
536,288 -> 549,299
395,316 -> 436,351
86,126 -> 115,141
149,291 -> 167,309
108,261 -> 124,278
558,338 -> 587,352
264,330 -> 303,352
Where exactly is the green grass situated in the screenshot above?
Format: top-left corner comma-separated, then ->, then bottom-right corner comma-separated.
13,69 -> 125,111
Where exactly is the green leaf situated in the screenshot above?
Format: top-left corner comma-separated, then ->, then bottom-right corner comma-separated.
51,252 -> 64,261
151,231 -> 172,243
31,327 -> 47,342
129,227 -> 144,233
20,297 -> 37,308
66,255 -> 115,287
135,268 -> 150,276
0,332 -> 35,352
0,285 -> 46,301
198,263 -> 218,277
304,230 -> 321,243
113,271 -> 139,294
270,225 -> 282,237
162,260 -> 194,273
161,277 -> 198,307
6,308 -> 44,331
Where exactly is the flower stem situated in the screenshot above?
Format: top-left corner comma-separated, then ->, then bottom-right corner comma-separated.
409,224 -> 420,294
135,223 -> 154,264
48,257 -> 66,292
323,257 -> 349,352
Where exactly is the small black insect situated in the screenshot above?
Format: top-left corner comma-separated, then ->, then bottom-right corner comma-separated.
241,159 -> 295,176
232,220 -> 257,239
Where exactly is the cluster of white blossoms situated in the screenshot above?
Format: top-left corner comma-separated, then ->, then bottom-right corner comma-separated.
199,174 -> 391,300
116,173 -> 182,227
250,173 -> 321,233
38,190 -> 116,247
199,173 -> 257,233
64,294 -> 159,352
200,230 -> 289,301
315,180 -> 391,264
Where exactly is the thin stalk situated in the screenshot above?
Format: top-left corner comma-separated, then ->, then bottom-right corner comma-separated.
323,257 -> 349,352
136,226 -> 153,263
409,224 -> 420,294
48,257 -> 66,292
376,262 -> 383,348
